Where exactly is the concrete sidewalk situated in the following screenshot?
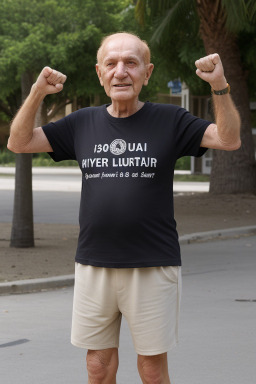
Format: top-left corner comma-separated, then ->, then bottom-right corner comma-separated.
0,166 -> 210,192
1,166 -> 192,174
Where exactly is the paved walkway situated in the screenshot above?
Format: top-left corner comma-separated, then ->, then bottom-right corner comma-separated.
0,166 -> 210,192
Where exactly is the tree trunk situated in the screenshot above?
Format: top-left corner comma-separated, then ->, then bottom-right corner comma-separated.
10,152 -> 34,247
10,72 -> 35,247
196,0 -> 256,194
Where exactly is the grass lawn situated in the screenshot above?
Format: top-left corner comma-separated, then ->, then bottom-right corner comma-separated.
173,174 -> 210,182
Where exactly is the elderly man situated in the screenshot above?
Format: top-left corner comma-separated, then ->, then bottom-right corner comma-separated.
8,32 -> 240,383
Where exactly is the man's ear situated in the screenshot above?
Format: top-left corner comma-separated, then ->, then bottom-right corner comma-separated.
95,64 -> 104,86
143,63 -> 154,86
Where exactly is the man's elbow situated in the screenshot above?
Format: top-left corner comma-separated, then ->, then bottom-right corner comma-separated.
7,139 -> 25,153
223,138 -> 241,151
7,140 -> 16,153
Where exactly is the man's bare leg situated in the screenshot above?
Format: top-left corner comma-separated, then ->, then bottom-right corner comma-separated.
86,348 -> 118,384
137,352 -> 171,384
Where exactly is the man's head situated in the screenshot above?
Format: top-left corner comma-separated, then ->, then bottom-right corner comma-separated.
95,32 -> 154,103
97,32 -> 151,66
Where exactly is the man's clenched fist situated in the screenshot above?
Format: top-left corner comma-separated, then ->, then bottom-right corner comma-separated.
195,53 -> 227,91
34,67 -> 67,95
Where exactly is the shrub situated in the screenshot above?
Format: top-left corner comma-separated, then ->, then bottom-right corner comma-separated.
0,149 -> 77,167
175,156 -> 191,170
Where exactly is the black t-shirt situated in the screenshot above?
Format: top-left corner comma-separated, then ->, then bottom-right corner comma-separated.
42,102 -> 209,267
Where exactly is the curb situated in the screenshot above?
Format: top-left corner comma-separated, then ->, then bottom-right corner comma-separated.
179,225 -> 256,244
1,226 -> 255,295
0,274 -> 74,295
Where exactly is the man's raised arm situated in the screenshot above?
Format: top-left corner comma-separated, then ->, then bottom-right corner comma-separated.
195,53 -> 241,151
7,67 -> 67,153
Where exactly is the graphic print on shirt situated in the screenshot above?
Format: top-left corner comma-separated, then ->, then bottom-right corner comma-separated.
81,139 -> 157,180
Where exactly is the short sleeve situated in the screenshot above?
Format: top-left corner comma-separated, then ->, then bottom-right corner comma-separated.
174,108 -> 210,159
42,112 -> 77,162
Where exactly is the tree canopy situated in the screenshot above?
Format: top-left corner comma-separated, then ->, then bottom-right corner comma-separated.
0,0 -> 132,119
135,0 -> 256,97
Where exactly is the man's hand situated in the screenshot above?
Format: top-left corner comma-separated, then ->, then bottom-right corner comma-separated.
8,66 -> 67,154
34,67 -> 67,96
195,54 -> 227,91
196,54 -> 241,151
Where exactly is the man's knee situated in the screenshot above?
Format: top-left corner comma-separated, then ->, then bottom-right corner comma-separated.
137,353 -> 170,384
86,348 -> 118,382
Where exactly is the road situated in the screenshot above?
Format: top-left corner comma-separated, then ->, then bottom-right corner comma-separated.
1,237 -> 256,384
0,168 -> 209,224
0,168 -> 82,223
0,189 -> 81,224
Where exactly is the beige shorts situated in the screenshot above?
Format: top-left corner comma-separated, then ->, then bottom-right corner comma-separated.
71,263 -> 182,356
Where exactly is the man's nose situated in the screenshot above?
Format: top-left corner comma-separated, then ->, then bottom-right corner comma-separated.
114,62 -> 127,78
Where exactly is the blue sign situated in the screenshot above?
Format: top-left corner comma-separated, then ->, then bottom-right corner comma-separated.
167,80 -> 182,94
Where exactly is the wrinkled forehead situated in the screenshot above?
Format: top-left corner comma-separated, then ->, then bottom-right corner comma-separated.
97,34 -> 150,65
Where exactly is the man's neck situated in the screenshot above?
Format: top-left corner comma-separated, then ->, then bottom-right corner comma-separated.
107,100 -> 144,118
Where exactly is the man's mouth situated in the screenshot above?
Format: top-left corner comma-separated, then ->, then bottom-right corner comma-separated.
113,84 -> 131,87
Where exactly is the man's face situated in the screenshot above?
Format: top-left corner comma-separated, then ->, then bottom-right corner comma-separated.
96,34 -> 153,103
